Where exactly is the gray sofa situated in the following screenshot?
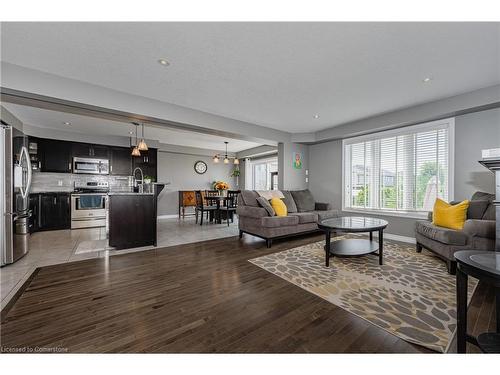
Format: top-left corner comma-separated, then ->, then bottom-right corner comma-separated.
415,191 -> 496,274
236,189 -> 339,247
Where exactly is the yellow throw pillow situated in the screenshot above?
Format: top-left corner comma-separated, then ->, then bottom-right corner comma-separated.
270,198 -> 287,217
432,198 -> 469,230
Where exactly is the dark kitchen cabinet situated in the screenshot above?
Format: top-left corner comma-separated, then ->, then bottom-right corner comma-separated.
132,148 -> 157,181
39,139 -> 72,173
72,143 -> 109,158
108,194 -> 156,249
28,194 -> 40,233
110,147 -> 132,175
38,193 -> 71,231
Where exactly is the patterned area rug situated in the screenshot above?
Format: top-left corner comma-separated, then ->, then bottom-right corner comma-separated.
249,236 -> 477,353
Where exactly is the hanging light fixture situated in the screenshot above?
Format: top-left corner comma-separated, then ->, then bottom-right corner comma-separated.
233,157 -> 240,165
223,141 -> 229,164
137,123 -> 149,151
131,123 -> 141,156
213,154 -> 220,163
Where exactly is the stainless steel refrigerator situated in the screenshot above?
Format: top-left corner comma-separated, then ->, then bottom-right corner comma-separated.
1,121 -> 32,266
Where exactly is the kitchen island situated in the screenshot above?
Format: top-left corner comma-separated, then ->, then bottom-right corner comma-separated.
108,184 -> 166,250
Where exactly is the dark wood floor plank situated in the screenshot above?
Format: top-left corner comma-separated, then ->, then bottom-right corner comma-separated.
1,233 -> 495,353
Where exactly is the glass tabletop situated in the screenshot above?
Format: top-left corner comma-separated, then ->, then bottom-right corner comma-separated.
319,216 -> 388,231
455,251 -> 500,277
469,253 -> 500,274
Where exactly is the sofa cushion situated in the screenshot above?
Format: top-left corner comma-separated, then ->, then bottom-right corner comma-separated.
482,204 -> 495,220
290,189 -> 315,212
270,197 -> 287,216
466,200 -> 490,219
314,210 -> 339,221
471,191 -> 495,202
289,212 -> 318,224
256,190 -> 284,200
261,215 -> 299,228
236,205 -> 268,219
415,220 -> 468,246
256,197 -> 275,216
463,219 -> 496,239
281,190 -> 298,213
240,190 -> 260,207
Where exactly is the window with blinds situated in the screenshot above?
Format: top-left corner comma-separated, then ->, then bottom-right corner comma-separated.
343,118 -> 454,215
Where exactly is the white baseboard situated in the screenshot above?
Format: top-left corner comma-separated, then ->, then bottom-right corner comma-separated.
369,232 -> 416,244
157,214 -> 179,220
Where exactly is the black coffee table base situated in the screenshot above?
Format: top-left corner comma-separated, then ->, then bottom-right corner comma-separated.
324,230 -> 384,267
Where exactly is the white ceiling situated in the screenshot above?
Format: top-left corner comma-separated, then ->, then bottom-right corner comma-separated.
2,103 -> 262,152
1,22 -> 499,133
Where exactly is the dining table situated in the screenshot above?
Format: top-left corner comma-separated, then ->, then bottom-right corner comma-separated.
205,195 -> 231,224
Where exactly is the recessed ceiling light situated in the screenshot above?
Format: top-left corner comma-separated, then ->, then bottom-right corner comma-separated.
158,58 -> 170,66
63,121 -> 71,126
422,77 -> 432,83
129,131 -> 134,135
313,114 -> 320,119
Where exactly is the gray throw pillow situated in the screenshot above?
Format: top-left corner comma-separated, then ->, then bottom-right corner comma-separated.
281,190 -> 298,213
467,200 -> 489,219
290,189 -> 315,212
482,204 -> 495,220
256,197 -> 275,216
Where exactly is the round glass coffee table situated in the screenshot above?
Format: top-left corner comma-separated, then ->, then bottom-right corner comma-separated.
318,216 -> 388,267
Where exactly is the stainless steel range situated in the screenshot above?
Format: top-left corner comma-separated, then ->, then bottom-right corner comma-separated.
71,179 -> 109,229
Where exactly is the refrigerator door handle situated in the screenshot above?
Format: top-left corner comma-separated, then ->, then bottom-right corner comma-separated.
18,146 -> 31,199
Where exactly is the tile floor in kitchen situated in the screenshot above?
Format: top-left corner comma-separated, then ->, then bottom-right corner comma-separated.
1,217 -> 239,309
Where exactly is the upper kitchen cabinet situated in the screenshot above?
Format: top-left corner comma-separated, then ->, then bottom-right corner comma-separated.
38,138 -> 72,173
132,148 -> 157,181
72,142 -> 109,159
110,147 -> 132,175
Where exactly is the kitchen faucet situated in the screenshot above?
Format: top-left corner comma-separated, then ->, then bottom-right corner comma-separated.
133,167 -> 144,193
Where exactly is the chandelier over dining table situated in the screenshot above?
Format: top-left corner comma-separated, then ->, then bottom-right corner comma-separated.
213,141 -> 239,165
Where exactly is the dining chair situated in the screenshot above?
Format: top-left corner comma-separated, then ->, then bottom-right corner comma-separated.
223,190 -> 239,226
195,190 -> 218,225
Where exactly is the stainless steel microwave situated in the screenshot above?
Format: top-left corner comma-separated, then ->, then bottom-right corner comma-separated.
73,157 -> 109,175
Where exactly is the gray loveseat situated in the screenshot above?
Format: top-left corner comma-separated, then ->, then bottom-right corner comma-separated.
236,189 -> 339,247
415,191 -> 496,274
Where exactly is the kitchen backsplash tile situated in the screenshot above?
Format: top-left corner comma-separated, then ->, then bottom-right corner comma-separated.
31,172 -> 133,193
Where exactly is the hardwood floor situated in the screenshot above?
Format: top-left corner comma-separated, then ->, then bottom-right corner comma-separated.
0,233 -> 495,353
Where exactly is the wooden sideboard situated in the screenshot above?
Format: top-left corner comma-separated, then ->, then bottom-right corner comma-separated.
178,190 -> 196,219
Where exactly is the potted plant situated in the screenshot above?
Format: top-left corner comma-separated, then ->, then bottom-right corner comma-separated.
230,168 -> 240,187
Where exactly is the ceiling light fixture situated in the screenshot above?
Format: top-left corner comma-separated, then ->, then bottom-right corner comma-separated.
63,121 -> 71,126
223,142 -> 229,164
422,77 -> 432,83
158,58 -> 170,66
137,123 -> 149,151
131,123 -> 141,157
313,114 -> 320,119
213,141 -> 239,164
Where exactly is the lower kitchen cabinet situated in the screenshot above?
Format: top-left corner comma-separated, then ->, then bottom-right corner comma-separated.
108,194 -> 156,249
32,193 -> 71,231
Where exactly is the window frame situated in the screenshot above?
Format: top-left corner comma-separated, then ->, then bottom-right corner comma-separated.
341,118 -> 455,219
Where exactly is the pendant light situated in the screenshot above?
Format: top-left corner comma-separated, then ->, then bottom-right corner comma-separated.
213,154 -> 220,163
131,123 -> 141,156
233,157 -> 240,165
137,123 -> 149,151
223,141 -> 229,164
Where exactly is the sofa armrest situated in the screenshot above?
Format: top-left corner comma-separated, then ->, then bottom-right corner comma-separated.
236,205 -> 269,219
462,219 -> 496,239
315,202 -> 331,211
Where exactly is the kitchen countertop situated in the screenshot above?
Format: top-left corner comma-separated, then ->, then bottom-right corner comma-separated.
108,192 -> 155,196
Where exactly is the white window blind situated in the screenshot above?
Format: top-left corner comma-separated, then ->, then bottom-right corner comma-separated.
343,119 -> 454,215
